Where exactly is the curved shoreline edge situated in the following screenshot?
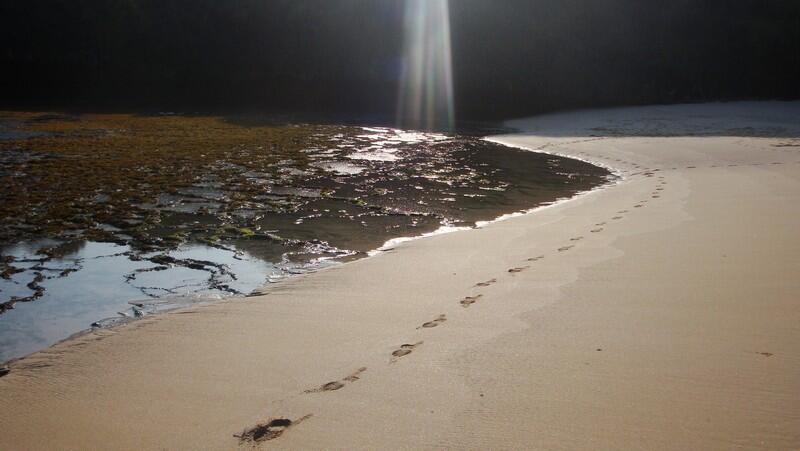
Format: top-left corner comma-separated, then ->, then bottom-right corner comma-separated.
0,131 -> 611,366
2,135 -> 613,366
2,101 -> 799,450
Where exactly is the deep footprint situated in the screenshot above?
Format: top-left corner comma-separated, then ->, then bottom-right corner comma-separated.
508,266 -> 529,274
236,415 -> 313,444
391,342 -> 423,361
343,367 -> 368,382
305,367 -> 368,393
591,228 -> 603,233
558,245 -> 574,252
460,294 -> 482,308
318,381 -> 344,392
527,255 -> 545,262
419,314 -> 447,329
475,278 -> 497,287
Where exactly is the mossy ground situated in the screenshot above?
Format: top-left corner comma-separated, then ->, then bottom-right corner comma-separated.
0,112 -> 357,247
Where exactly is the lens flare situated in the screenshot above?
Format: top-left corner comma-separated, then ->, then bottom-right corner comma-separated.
397,0 -> 455,131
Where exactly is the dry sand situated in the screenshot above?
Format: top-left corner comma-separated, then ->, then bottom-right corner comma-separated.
1,101 -> 799,450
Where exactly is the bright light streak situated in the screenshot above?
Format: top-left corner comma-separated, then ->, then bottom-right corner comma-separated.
397,0 -> 455,131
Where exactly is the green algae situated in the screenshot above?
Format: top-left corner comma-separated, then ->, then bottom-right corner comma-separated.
0,112 -> 364,249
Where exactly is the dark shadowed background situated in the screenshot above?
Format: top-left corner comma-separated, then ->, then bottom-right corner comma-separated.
1,0 -> 799,121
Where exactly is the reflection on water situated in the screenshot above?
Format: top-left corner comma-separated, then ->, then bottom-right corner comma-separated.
0,241 -> 271,362
0,122 -> 612,363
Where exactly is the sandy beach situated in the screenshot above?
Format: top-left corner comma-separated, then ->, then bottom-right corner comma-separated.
1,101 -> 799,450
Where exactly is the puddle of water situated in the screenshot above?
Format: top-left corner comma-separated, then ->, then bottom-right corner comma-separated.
0,241 -> 271,363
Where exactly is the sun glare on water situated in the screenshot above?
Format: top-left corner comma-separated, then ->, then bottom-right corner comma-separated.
397,0 -> 455,131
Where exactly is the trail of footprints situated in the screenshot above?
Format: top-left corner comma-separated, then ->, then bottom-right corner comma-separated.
576,148 -> 799,176
236,172 -> 675,444
236,161 -> 800,441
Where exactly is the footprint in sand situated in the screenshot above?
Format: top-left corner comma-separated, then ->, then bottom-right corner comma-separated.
527,255 -> 545,262
558,245 -> 574,252
460,294 -> 483,308
418,314 -> 447,329
595,222 -> 607,226
591,228 -> 604,233
757,352 -> 774,357
634,204 -> 643,208
475,278 -> 497,287
304,367 -> 368,394
612,216 -> 623,220
508,266 -> 530,274
652,195 -> 660,199
236,415 -> 313,444
570,236 -> 584,242
391,342 -> 423,361
617,210 -> 629,214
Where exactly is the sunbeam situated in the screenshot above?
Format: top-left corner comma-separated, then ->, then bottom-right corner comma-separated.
396,0 -> 455,131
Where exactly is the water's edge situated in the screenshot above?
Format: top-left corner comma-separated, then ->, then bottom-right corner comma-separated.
1,135 -> 620,366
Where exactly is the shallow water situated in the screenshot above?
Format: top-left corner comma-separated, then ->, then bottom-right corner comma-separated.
0,117 -> 611,362
0,241 -> 274,362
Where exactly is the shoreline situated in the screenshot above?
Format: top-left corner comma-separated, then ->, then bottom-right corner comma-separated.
1,101 -> 799,450
0,132 -> 612,366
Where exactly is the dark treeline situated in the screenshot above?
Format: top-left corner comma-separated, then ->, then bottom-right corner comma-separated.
1,0 -> 799,122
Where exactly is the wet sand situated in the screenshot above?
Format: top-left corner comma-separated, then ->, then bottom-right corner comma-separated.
2,101 -> 800,450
